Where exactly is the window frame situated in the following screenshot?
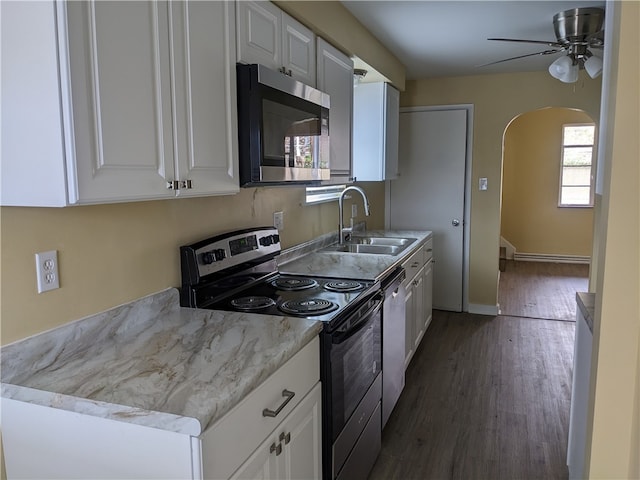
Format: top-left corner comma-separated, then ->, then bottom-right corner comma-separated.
558,123 -> 597,208
304,184 -> 347,205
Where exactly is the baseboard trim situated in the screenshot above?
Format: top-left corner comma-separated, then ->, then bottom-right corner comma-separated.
513,253 -> 591,264
468,303 -> 499,316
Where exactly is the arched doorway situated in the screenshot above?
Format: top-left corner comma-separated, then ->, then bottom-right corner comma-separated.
498,107 -> 594,320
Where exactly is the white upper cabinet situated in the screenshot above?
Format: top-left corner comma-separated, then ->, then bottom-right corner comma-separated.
169,1 -> 240,198
316,38 -> 354,184
236,1 -> 316,87
0,0 -> 238,207
352,82 -> 400,181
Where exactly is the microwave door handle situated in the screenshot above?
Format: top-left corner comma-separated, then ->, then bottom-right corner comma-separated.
332,299 -> 383,345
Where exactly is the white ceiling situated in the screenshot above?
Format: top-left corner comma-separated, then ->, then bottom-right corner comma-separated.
342,1 -> 605,80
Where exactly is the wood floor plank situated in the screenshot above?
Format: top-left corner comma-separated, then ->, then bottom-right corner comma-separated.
369,311 -> 575,480
498,261 -> 588,321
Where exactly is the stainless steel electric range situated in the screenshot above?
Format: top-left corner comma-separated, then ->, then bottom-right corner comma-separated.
180,227 -> 383,480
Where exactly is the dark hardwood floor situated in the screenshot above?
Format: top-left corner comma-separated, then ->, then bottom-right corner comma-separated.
369,262 -> 582,480
498,261 -> 589,321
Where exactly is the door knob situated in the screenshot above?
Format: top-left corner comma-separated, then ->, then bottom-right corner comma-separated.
452,219 -> 460,227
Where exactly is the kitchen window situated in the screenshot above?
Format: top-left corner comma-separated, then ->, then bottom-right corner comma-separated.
559,124 -> 596,207
305,185 -> 346,204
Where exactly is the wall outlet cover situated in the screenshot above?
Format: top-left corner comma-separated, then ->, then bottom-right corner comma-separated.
35,250 -> 60,293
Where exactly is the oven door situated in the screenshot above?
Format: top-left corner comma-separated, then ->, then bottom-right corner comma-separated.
324,292 -> 382,441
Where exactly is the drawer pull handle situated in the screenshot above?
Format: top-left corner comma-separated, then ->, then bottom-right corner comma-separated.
411,262 -> 420,267
263,389 -> 295,417
279,432 -> 291,445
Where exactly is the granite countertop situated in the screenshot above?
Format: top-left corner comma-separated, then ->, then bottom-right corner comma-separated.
1,288 -> 322,437
279,230 -> 432,282
576,292 -> 595,333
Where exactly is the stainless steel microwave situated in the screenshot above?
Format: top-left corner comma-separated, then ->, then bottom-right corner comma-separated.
236,64 -> 330,187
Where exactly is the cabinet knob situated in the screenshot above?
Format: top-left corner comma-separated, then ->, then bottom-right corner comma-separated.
279,432 -> 291,445
270,442 -> 282,456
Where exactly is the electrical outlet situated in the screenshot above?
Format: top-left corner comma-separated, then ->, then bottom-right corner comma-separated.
273,211 -> 284,230
351,204 -> 358,217
35,250 -> 60,293
479,177 -> 488,191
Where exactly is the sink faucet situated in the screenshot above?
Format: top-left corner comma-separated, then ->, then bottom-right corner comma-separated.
338,186 -> 370,245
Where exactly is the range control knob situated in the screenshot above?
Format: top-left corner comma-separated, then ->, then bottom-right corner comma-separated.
259,236 -> 273,246
202,249 -> 226,265
202,251 -> 215,265
272,234 -> 280,244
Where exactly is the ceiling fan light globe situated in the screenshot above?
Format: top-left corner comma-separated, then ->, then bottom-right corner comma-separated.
548,56 -> 578,83
585,55 -> 603,78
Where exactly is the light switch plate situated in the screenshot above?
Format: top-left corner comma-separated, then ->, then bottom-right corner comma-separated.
479,177 -> 488,191
273,211 -> 284,230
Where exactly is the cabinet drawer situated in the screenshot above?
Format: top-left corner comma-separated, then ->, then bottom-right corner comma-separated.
200,336 -> 320,479
423,237 -> 433,263
402,248 -> 424,283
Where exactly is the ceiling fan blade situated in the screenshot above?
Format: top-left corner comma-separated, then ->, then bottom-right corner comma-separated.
476,49 -> 561,68
488,37 -> 564,48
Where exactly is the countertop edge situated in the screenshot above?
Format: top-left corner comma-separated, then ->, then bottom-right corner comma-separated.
576,292 -> 595,334
1,383 -> 203,436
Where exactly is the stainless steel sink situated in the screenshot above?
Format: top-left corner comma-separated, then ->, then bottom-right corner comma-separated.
320,236 -> 417,256
350,236 -> 416,247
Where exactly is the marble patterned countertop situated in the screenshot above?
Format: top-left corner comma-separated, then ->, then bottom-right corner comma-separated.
1,229 -> 431,438
1,288 -> 322,436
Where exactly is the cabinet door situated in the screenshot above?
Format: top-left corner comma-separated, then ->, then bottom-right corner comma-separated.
384,85 -> 400,180
64,1 -> 176,204
423,258 -> 433,332
413,268 -> 426,350
281,12 -> 316,86
1,1 -> 69,206
230,433 -> 279,480
236,1 -> 281,70
231,383 -> 322,480
316,38 -> 353,183
170,1 -> 239,197
403,279 -> 415,369
280,383 -> 322,480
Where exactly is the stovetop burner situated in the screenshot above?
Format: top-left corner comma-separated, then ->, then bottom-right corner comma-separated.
323,280 -> 365,293
271,277 -> 318,291
279,299 -> 339,316
230,296 -> 276,311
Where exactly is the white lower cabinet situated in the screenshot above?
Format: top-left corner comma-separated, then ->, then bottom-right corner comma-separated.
201,337 -> 321,480
231,383 -> 322,480
2,338 -> 321,480
403,238 -> 434,369
1,0 -> 238,207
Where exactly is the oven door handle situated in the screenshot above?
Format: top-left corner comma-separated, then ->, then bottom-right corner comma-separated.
332,298 -> 383,345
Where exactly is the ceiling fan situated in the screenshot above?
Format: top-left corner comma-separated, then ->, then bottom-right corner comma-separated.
481,7 -> 605,83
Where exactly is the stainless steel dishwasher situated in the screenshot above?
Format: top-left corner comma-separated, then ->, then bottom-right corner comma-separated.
381,267 -> 406,428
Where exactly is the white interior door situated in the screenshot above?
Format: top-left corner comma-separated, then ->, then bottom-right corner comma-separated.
388,108 -> 469,311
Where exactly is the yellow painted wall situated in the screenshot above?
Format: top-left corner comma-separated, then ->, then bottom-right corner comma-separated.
0,183 -> 385,345
501,107 -> 595,256
401,71 -> 602,307
586,1 -> 640,477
